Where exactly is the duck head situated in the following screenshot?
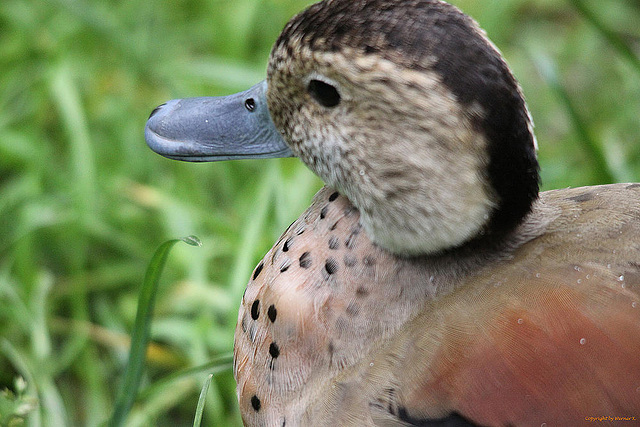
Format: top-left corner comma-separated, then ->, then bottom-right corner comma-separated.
145,0 -> 540,256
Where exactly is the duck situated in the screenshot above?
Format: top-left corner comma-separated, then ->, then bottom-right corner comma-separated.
144,0 -> 640,425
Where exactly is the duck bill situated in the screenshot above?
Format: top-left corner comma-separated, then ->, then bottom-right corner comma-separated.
144,80 -> 293,162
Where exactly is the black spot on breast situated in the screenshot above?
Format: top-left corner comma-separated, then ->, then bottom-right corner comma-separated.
335,316 -> 348,334
269,342 -> 280,358
329,220 -> 340,231
325,258 -> 339,275
251,300 -> 260,320
253,262 -> 264,280
241,314 -> 248,332
249,323 -> 257,342
268,305 -> 277,322
299,251 -> 312,268
280,262 -> 290,273
345,302 -> 358,316
251,395 -> 261,411
356,286 -> 369,297
363,256 -> 376,267
328,236 -> 340,249
567,191 -> 595,203
329,191 -> 339,201
283,236 -> 293,252
320,205 -> 329,219
344,254 -> 357,267
345,224 -> 362,249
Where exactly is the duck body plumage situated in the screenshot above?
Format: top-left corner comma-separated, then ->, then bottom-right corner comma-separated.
236,184 -> 640,426
144,0 -> 640,425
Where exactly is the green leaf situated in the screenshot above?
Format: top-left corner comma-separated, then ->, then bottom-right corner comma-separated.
193,374 -> 213,427
108,236 -> 200,427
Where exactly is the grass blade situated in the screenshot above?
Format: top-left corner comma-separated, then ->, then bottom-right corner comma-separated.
137,354 -> 233,401
531,50 -> 616,184
50,63 -> 97,220
108,236 -> 201,427
193,374 -> 213,427
568,0 -> 640,75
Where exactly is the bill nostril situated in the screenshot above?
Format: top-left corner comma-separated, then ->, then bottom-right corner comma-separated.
244,98 -> 256,112
148,103 -> 167,120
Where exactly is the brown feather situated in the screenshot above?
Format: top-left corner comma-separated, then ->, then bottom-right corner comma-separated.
290,185 -> 640,426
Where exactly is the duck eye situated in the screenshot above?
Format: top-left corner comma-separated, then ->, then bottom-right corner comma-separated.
307,79 -> 341,108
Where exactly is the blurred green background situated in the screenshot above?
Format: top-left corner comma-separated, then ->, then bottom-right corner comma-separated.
1,0 -> 638,425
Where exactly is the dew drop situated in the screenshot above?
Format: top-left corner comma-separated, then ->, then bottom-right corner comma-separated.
577,279 -> 582,284
181,235 -> 202,247
585,274 -> 590,279
607,264 -> 612,269
618,275 -> 625,281
359,170 -> 365,176
579,338 -> 586,345
541,423 -> 547,427
535,273 -> 541,278
632,302 -> 638,308
574,265 -> 582,272
369,362 -> 374,367
517,318 -> 524,324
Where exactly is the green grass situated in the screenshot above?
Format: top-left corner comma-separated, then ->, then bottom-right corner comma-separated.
109,236 -> 202,427
0,0 -> 638,425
